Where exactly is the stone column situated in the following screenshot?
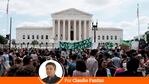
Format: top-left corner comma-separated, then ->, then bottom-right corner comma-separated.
79,20 -> 82,41
88,20 -> 91,38
84,20 -> 86,39
53,19 -> 55,40
63,20 -> 65,41
57,20 -> 60,41
74,20 -> 76,41
68,20 -> 70,41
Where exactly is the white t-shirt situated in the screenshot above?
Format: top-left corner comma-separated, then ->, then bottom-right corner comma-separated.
73,70 -> 90,76
86,56 -> 98,76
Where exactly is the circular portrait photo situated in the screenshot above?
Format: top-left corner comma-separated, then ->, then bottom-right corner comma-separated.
39,60 -> 64,84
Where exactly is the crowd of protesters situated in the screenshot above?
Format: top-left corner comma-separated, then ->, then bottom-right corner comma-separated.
0,46 -> 149,77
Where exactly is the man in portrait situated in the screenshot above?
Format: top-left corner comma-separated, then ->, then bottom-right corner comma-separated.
42,62 -> 60,84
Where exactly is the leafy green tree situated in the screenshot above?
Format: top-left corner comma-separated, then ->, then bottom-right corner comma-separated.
145,31 -> 149,43
0,35 -> 7,44
31,40 -> 39,48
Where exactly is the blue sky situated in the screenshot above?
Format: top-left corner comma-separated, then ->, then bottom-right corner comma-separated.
0,0 -> 149,40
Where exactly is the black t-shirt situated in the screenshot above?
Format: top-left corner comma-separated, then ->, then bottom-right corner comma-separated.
42,75 -> 60,84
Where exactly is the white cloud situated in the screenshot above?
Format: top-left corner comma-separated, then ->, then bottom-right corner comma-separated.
99,21 -> 115,27
16,21 -> 51,27
99,16 -> 149,40
85,0 -> 121,9
139,16 -> 149,24
118,21 -> 136,29
0,0 -> 133,16
0,28 -> 7,36
8,0 -> 84,16
0,0 -> 8,13
120,17 -> 149,39
85,0 -> 132,12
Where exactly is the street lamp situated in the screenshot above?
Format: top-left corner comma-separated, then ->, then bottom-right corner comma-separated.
92,22 -> 98,43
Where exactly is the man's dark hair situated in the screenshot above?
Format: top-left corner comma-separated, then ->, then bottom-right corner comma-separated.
127,58 -> 140,71
76,60 -> 87,72
90,49 -> 98,56
46,62 -> 56,70
0,51 -> 3,55
71,54 -> 77,61
23,56 -> 32,66
3,49 -> 8,53
114,52 -> 119,57
98,58 -> 106,68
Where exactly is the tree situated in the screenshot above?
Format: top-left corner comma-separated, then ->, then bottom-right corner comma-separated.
31,40 -> 39,48
106,42 -> 113,49
0,35 -> 7,44
145,31 -> 149,43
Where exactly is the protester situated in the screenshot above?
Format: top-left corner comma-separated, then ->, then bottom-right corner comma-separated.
111,52 -> 121,68
86,49 -> 98,76
15,56 -> 36,76
0,50 -> 5,76
73,60 -> 90,76
2,49 -> 11,75
68,54 -> 77,76
95,58 -> 113,77
114,58 -> 128,76
115,58 -> 143,76
7,58 -> 23,76
0,44 -> 148,77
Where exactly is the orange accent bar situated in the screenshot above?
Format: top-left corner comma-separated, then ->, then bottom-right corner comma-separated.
60,77 -> 149,84
0,77 -> 42,84
0,77 -> 149,84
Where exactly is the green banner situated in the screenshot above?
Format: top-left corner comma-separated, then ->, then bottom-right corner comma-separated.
120,40 -> 131,46
59,38 -> 92,50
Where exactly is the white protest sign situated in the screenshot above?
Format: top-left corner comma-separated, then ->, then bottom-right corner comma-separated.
131,41 -> 139,50
92,42 -> 98,49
